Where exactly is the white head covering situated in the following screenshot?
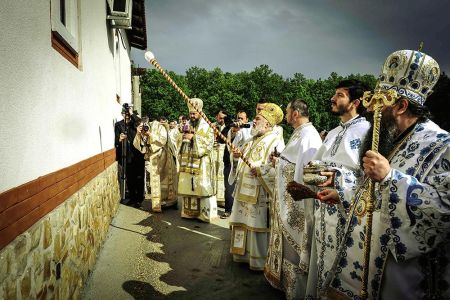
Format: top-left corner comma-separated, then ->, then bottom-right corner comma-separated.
188,98 -> 203,112
376,49 -> 440,106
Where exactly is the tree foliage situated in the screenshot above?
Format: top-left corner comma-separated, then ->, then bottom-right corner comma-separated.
426,72 -> 450,131
141,69 -> 192,121
140,66 -> 448,137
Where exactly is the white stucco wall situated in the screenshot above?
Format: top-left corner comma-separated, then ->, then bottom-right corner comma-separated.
0,0 -> 133,192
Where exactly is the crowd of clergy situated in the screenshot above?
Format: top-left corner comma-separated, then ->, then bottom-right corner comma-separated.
127,49 -> 449,299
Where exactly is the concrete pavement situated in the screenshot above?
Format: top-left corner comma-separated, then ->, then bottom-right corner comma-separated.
81,201 -> 284,299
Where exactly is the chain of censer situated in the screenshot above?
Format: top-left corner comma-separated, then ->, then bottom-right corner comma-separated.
149,58 -> 254,169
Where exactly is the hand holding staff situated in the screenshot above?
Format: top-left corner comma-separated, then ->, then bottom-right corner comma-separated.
358,89 -> 399,299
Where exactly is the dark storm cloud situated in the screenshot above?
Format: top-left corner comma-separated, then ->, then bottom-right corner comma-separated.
131,0 -> 449,79
330,0 -> 450,74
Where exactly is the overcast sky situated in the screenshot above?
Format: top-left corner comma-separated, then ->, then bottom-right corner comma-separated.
131,0 -> 450,79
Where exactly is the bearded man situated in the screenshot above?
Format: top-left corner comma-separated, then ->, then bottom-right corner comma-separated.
230,103 -> 285,271
320,50 -> 450,300
288,79 -> 371,298
256,98 -> 284,137
177,98 -> 218,222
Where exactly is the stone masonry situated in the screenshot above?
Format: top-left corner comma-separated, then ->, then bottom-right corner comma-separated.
0,163 -> 120,299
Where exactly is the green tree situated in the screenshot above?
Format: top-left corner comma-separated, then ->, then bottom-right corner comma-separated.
140,67 -> 379,139
141,69 -> 191,121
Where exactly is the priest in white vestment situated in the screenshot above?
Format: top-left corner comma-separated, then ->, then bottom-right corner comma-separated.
321,50 -> 450,300
264,99 -> 322,299
230,103 -> 285,271
177,98 -> 218,222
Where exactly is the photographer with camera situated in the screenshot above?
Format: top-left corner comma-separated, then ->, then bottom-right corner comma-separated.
114,103 -> 145,208
227,111 -> 252,190
216,111 -> 251,218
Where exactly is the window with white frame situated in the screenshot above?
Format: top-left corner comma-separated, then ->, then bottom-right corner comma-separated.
51,0 -> 80,66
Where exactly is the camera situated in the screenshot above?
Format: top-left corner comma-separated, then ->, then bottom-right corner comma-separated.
182,124 -> 193,133
181,124 -> 194,143
121,103 -> 133,115
225,115 -> 250,128
143,124 -> 149,132
229,121 -> 251,128
272,146 -> 281,158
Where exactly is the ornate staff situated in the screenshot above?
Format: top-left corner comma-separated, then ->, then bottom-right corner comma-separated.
358,89 -> 399,299
144,51 -> 253,169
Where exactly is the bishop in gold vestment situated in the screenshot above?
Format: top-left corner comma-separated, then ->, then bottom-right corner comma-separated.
178,98 -> 218,222
230,103 -> 285,270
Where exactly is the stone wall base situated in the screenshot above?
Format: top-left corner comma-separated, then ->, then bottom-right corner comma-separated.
0,163 -> 120,299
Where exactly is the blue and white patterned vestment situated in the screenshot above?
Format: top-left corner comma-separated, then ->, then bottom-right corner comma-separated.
305,115 -> 371,299
324,120 -> 450,299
